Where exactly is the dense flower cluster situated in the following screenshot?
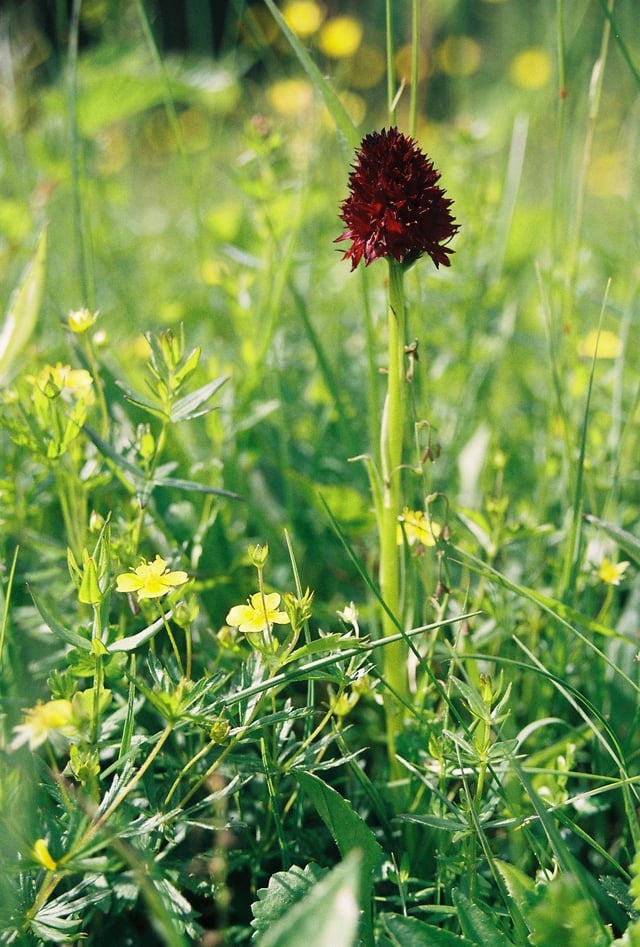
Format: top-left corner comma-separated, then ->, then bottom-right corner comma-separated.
336,126 -> 458,270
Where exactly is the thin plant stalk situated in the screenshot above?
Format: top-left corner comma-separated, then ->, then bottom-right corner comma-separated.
379,258 -> 409,767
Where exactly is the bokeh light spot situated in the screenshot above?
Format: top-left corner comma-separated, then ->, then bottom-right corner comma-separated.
348,45 -> 386,89
437,36 -> 482,77
395,44 -> 430,83
283,1 -> 324,37
510,47 -> 552,89
318,16 -> 363,59
267,78 -> 314,116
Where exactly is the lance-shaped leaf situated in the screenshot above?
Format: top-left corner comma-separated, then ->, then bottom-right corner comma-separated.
0,227 -> 47,384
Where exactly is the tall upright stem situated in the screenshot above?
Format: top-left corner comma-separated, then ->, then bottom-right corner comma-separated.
379,259 -> 409,768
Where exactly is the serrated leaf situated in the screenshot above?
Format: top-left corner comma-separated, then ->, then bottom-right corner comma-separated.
254,851 -> 361,947
251,862 -> 327,937
452,889 -> 512,947
493,858 -> 535,913
0,227 -> 47,384
379,912 -> 477,947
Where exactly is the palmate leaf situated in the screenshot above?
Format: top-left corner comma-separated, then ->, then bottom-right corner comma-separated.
83,424 -> 244,501
29,875 -> 111,944
169,375 -> 229,422
115,375 -> 229,423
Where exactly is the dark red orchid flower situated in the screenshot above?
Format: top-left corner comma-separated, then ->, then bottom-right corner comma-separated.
336,126 -> 459,270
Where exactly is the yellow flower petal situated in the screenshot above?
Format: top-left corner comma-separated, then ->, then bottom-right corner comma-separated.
116,555 -> 189,599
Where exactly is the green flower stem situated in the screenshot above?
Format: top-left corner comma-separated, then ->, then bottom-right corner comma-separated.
379,258 -> 409,767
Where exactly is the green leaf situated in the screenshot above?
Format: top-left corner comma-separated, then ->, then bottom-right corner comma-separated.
454,546 -> 637,645
295,770 -> 383,947
115,378 -> 169,420
0,227 -> 47,384
107,612 -> 170,653
82,425 -> 243,501
451,675 -> 488,721
492,858 -> 535,914
29,586 -> 92,651
585,514 -> 640,566
295,770 -> 383,872
452,889 -> 513,947
251,862 -> 327,938
254,851 -> 361,947
379,912 -> 477,946
170,375 -> 229,422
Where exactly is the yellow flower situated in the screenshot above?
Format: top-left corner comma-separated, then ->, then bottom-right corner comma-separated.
67,307 -> 99,334
33,838 -> 57,870
598,557 -> 630,586
11,699 -> 79,751
397,508 -> 441,547
226,592 -> 290,634
578,329 -> 622,360
116,555 -> 189,600
33,363 -> 94,404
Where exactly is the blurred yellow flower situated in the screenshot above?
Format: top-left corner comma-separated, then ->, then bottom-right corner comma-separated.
226,592 -> 290,634
578,329 -> 622,360
116,555 -> 189,600
67,307 -> 99,334
318,16 -> 363,59
510,48 -> 552,90
267,78 -> 314,116
11,699 -> 79,750
598,557 -> 630,586
33,363 -> 94,404
397,508 -> 441,547
283,0 -> 324,37
437,36 -> 482,77
349,45 -> 386,89
587,151 -> 630,198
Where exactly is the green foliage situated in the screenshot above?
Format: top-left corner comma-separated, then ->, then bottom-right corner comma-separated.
252,853 -> 361,947
1,0 -> 639,944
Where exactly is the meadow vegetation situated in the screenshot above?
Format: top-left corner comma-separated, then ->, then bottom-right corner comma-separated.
0,0 -> 639,944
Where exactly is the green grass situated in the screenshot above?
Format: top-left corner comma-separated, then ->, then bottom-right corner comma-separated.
0,0 -> 639,944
